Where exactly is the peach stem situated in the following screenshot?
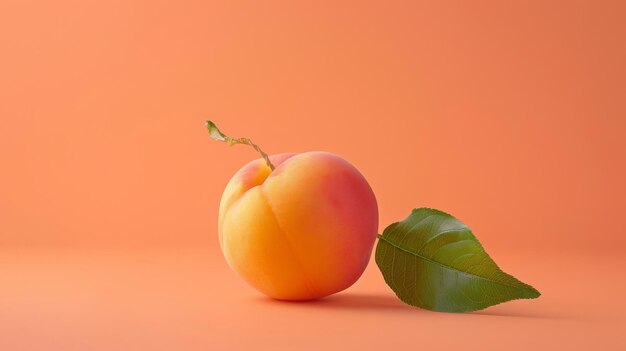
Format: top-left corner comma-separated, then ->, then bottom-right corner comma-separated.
205,120 -> 275,170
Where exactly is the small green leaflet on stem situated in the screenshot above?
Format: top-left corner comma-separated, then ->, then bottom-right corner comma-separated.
375,208 -> 540,312
205,120 -> 229,142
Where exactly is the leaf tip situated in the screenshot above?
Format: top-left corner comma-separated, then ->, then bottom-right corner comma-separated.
527,285 -> 541,299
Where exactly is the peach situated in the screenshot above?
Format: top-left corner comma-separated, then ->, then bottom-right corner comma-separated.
218,152 -> 378,300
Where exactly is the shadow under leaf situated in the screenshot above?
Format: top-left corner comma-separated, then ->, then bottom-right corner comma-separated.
250,292 -> 565,319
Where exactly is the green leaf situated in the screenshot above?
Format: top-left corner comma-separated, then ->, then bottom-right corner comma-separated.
375,208 -> 540,312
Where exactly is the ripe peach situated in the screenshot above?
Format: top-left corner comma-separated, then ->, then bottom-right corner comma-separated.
218,152 -> 378,300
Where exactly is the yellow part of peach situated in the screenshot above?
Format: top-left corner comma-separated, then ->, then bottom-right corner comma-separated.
218,152 -> 378,300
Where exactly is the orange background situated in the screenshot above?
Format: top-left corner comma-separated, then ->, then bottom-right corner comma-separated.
1,1 -> 625,350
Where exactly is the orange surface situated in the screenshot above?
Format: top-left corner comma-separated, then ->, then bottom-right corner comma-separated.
1,0 -> 625,350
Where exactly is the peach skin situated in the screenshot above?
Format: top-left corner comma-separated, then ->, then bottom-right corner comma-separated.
208,122 -> 378,300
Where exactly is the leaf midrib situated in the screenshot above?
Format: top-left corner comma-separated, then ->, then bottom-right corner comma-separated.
377,234 -> 531,292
